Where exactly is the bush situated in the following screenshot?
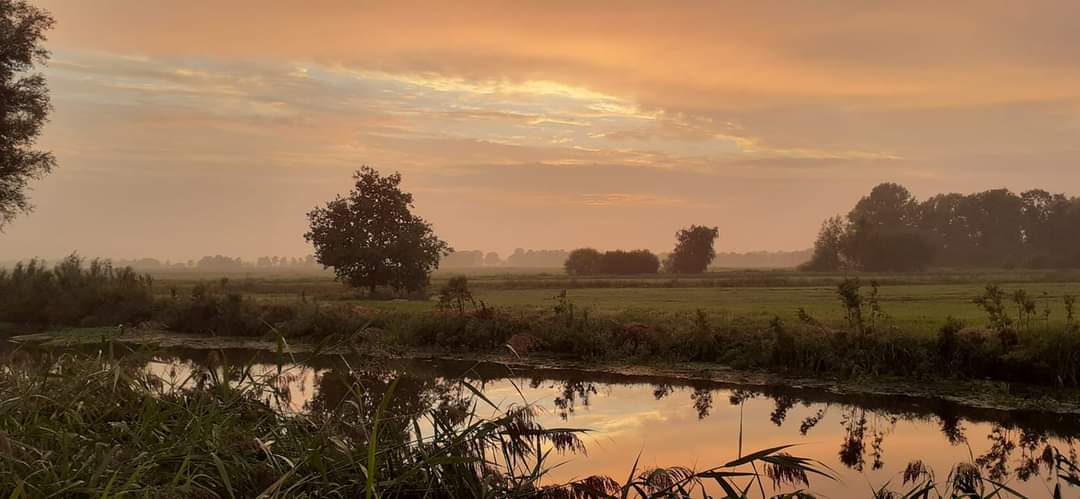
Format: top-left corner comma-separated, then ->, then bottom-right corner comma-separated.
564,248 -> 660,275
0,255 -> 153,326
564,248 -> 603,275
438,276 -> 474,315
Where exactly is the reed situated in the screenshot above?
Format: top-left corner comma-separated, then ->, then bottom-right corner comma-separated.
0,345 -> 835,498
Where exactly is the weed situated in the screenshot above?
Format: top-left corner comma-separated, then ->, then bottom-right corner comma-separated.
1065,294 -> 1076,325
437,275 -> 474,315
837,278 -> 865,334
974,284 -> 1013,332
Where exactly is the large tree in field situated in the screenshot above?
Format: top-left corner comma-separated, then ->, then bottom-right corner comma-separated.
305,167 -> 451,295
666,225 -> 719,274
0,0 -> 54,229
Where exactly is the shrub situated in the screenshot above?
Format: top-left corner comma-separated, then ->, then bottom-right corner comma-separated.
565,248 -> 660,275
596,249 -> 661,275
0,255 -> 153,326
835,278 -> 887,335
1065,294 -> 1076,324
438,276 -> 474,315
564,248 -> 603,275
974,284 -> 1013,331
937,316 -> 964,366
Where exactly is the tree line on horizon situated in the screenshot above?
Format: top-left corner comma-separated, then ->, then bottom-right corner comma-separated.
803,182 -> 1080,272
441,249 -> 569,268
440,247 -> 811,269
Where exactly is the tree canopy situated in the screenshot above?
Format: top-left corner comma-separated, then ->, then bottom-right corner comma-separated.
564,248 -> 659,275
0,0 -> 55,228
665,225 -> 719,274
305,167 -> 451,294
803,182 -> 1080,271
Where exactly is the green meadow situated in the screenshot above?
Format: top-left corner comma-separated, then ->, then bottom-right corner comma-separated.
147,268 -> 1080,335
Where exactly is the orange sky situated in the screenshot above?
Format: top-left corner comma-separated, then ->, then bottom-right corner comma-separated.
4,1 -> 1080,260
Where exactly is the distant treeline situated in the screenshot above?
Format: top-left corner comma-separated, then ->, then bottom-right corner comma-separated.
804,183 -> 1080,272
4,248 -> 812,274
441,248 -> 812,270
128,255 -> 322,272
0,255 -> 325,273
712,249 -> 812,268
441,249 -> 571,268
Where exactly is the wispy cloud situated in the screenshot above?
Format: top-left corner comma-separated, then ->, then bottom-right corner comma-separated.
5,1 -> 1080,260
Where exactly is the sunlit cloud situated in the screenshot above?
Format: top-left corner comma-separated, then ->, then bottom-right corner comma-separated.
4,1 -> 1080,260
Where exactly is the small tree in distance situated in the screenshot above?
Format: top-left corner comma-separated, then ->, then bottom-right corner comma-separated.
564,248 -> 603,275
666,225 -> 719,274
305,166 -> 451,296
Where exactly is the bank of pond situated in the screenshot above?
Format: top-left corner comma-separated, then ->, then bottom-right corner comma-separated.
1,344 -> 1079,498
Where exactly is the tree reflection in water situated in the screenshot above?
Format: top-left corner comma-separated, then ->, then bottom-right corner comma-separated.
531,378 -> 599,420
150,351 -> 1080,493
645,379 -> 1077,485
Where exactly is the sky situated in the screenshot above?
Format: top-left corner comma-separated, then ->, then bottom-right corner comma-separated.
4,1 -> 1080,261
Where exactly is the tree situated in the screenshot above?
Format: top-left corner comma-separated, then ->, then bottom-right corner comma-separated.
564,248 -> 660,275
799,216 -> 846,271
666,225 -> 719,273
917,193 -> 973,266
847,182 -> 918,231
305,167 -> 451,295
483,251 -> 501,266
600,249 -> 660,274
564,248 -> 602,276
963,189 -> 1025,266
0,0 -> 55,228
848,228 -> 935,271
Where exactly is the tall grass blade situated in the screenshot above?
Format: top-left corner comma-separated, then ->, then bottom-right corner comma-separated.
366,377 -> 399,499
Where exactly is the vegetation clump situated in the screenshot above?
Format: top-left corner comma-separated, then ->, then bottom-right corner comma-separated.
564,248 -> 660,275
0,255 -> 153,326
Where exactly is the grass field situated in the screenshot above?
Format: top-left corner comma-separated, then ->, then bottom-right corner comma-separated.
146,268 -> 1080,335
8,261 -> 1080,388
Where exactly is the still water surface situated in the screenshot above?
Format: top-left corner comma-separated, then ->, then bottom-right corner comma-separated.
142,349 -> 1078,498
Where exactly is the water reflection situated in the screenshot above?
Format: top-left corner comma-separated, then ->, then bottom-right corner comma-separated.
137,348 -> 1079,497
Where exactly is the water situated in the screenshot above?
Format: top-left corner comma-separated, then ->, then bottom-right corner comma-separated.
135,349 -> 1080,497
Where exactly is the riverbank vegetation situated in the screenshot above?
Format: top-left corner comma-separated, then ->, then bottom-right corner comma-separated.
4,257 -> 1080,389
5,348 -> 1080,498
0,349 -> 839,498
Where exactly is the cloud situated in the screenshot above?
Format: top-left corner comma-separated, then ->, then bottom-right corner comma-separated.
5,1 -> 1080,259
36,1 -> 1080,107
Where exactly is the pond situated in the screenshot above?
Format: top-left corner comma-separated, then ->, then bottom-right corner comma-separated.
105,348 -> 1080,497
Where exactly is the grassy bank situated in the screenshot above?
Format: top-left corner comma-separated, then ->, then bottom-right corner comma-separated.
5,349 -> 1080,498
0,349 -> 840,498
4,257 -> 1080,389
